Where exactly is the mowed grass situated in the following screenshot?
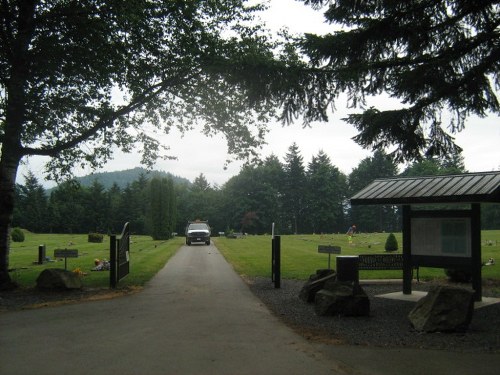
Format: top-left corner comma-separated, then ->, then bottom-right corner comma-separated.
8,230 -> 500,289
214,231 -> 500,281
8,232 -> 184,288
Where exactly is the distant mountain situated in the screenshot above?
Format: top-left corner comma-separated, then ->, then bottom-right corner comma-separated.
75,167 -> 190,190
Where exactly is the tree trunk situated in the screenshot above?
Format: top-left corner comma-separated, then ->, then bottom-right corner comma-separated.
0,0 -> 36,290
0,153 -> 22,290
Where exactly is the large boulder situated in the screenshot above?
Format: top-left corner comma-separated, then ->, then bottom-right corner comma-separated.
408,285 -> 474,333
36,268 -> 83,290
299,269 -> 336,303
314,280 -> 370,317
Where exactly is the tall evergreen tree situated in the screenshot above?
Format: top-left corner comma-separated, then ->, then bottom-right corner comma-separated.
149,177 -> 172,240
13,171 -> 48,233
349,151 -> 399,232
47,181 -> 86,234
305,151 -> 347,233
282,143 -> 306,234
221,161 -> 283,234
85,180 -> 108,233
401,152 -> 467,177
107,182 -> 123,234
297,0 -> 499,162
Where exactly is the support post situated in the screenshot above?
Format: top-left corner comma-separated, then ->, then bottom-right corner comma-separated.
110,235 -> 117,288
471,203 -> 482,301
402,205 -> 412,295
273,235 -> 281,288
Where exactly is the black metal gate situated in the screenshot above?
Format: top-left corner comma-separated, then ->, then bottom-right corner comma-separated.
110,222 -> 130,288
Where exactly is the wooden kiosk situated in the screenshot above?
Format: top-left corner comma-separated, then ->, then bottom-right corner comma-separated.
350,171 -> 500,301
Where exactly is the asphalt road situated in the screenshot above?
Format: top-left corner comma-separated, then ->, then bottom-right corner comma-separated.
0,244 -> 343,375
1,243 -> 499,375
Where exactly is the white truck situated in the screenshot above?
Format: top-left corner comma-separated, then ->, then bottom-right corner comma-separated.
185,221 -> 211,245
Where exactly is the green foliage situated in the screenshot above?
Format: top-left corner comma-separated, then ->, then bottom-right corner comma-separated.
298,0 -> 499,162
384,233 -> 398,252
401,155 -> 467,177
282,143 -> 307,234
348,151 -> 399,232
8,234 -> 184,288
10,228 -> 25,243
215,231 -> 500,281
149,177 -> 176,240
0,0 -> 303,286
88,233 -> 104,243
305,151 -> 347,233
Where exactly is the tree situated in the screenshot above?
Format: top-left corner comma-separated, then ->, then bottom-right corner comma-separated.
305,151 -> 347,233
13,171 -> 47,233
401,152 -> 467,177
297,0 -> 499,161
85,180 -> 108,233
221,160 -> 283,234
47,181 -> 86,234
348,150 -> 399,232
282,143 -> 306,234
1,1 -> 301,287
149,177 -> 175,240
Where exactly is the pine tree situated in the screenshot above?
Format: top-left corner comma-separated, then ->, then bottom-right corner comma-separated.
297,0 -> 499,161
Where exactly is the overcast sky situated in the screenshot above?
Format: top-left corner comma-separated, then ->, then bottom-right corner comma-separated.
19,0 -> 500,188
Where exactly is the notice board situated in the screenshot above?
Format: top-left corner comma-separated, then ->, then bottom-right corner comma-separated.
411,217 -> 471,257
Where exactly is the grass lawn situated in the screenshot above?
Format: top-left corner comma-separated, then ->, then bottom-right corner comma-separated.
8,232 -> 184,288
8,230 -> 500,290
214,231 -> 500,282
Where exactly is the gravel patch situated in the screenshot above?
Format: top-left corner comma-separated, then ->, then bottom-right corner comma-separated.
246,277 -> 500,353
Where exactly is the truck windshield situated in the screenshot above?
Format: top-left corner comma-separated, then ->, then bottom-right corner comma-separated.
189,224 -> 208,230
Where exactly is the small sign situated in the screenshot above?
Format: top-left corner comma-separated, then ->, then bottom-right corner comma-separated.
54,249 -> 78,270
54,249 -> 79,258
318,245 -> 341,254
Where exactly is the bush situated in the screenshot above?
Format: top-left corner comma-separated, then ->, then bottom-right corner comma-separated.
445,268 -> 472,283
384,233 -> 398,252
88,233 -> 104,243
11,227 -> 25,242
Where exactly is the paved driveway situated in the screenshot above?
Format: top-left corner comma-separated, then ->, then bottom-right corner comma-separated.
0,244 -> 343,375
2,243 -> 499,375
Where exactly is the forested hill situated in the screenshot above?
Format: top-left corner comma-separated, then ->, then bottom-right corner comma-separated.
76,167 -> 190,190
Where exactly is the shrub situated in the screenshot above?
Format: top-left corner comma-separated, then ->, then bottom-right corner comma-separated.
88,233 -> 104,243
384,233 -> 398,252
11,227 -> 25,242
445,268 -> 472,283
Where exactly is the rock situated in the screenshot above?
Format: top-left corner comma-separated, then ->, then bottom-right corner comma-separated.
408,285 -> 474,333
314,281 -> 370,316
36,268 -> 83,290
299,269 -> 336,303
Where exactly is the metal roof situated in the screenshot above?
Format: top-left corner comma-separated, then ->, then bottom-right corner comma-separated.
350,171 -> 500,205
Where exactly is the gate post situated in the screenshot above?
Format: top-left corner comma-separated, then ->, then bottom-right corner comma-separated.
110,235 -> 117,288
273,235 -> 281,289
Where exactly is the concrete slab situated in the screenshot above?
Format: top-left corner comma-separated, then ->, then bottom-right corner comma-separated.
375,291 -> 500,309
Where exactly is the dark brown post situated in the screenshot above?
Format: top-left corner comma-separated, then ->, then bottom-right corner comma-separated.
402,205 -> 412,295
471,204 -> 482,301
110,235 -> 117,288
274,235 -> 281,288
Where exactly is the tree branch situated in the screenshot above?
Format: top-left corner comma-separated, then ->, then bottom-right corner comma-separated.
21,70 -> 201,157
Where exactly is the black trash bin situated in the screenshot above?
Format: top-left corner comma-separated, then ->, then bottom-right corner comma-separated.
336,255 -> 359,282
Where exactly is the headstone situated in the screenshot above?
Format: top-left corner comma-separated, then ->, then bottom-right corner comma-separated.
299,269 -> 336,303
314,280 -> 370,316
408,285 -> 474,332
36,268 -> 83,290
